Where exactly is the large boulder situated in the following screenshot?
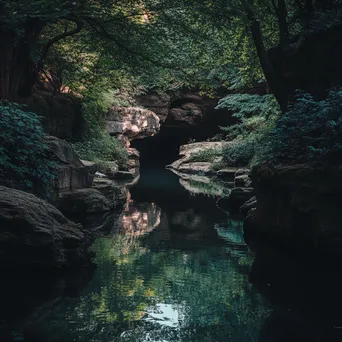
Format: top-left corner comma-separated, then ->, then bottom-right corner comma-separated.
92,178 -> 127,206
45,136 -> 96,193
58,188 -> 113,216
106,107 -> 160,144
0,186 -> 88,269
58,180 -> 128,235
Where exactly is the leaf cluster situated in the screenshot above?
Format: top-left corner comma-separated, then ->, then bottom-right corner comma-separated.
0,102 -> 56,192
260,89 -> 342,164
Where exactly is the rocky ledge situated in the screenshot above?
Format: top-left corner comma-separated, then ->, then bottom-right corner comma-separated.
106,106 -> 160,146
0,186 -> 89,270
166,141 -> 233,176
168,142 -> 256,213
244,162 -> 342,254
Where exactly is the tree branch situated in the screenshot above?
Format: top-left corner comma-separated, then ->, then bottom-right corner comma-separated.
39,19 -> 84,67
84,17 -> 182,70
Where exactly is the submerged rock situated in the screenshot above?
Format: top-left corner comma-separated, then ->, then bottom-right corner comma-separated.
92,178 -> 128,207
0,186 -> 88,269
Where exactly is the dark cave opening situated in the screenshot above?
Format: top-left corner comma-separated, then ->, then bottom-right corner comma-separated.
131,105 -> 235,169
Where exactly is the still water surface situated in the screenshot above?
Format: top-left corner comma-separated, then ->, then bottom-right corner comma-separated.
3,168 -> 342,341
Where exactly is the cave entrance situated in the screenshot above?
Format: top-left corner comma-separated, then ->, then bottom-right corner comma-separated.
131,93 -> 235,170
131,125 -> 194,169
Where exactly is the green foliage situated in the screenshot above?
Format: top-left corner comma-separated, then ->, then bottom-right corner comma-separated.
0,102 -> 55,191
73,132 -> 129,170
217,94 -> 280,166
187,148 -> 221,163
222,138 -> 257,167
216,94 -> 276,119
259,90 -> 342,164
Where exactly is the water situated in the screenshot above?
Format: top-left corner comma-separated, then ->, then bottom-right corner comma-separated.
2,168 -> 342,341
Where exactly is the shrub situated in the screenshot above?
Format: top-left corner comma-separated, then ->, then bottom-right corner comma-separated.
216,93 -> 276,119
73,132 -> 129,170
259,90 -> 342,164
222,138 -> 256,166
217,94 -> 279,167
187,148 -> 222,163
0,102 -> 55,192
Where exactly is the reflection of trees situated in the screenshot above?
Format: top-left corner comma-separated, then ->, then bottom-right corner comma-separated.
17,225 -> 270,342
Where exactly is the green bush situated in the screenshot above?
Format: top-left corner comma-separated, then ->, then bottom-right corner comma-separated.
216,93 -> 276,119
217,94 -> 279,167
222,138 -> 256,167
73,132 -> 129,170
260,90 -> 342,164
187,148 -> 221,163
0,102 -> 55,191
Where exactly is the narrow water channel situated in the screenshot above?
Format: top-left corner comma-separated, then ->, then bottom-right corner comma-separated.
2,168 -> 342,341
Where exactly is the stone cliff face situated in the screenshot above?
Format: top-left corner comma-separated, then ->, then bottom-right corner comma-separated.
24,93 -> 84,140
132,91 -> 237,167
137,91 -> 234,132
46,136 -> 96,195
106,106 -> 160,147
244,162 -> 342,254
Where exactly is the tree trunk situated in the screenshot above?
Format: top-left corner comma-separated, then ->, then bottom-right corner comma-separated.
241,0 -> 288,108
277,0 -> 290,47
249,19 -> 288,109
0,20 -> 44,100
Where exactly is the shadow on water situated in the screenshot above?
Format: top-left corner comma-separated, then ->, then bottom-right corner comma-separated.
1,166 -> 342,341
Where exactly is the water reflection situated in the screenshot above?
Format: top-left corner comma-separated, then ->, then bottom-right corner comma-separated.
2,168 -> 342,341
12,197 -> 270,342
170,169 -> 231,198
121,191 -> 161,236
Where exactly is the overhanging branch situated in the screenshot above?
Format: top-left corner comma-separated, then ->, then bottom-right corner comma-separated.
84,17 -> 182,70
39,19 -> 84,67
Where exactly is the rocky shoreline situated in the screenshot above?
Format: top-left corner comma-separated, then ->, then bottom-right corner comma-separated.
167,141 -> 256,214
168,141 -> 342,256
0,134 -> 140,271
